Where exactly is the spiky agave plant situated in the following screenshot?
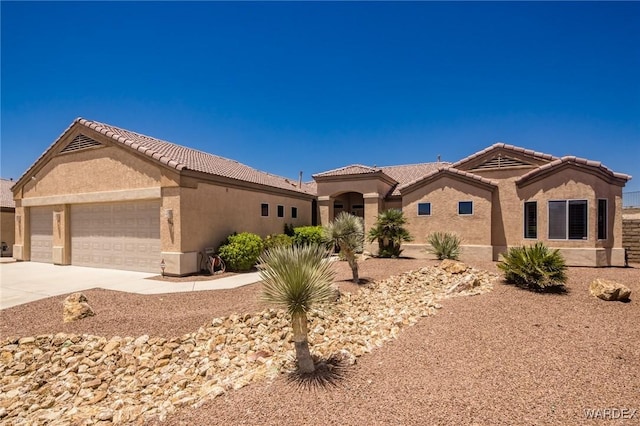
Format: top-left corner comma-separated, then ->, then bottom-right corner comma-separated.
323,212 -> 364,283
259,244 -> 336,374
497,242 -> 567,290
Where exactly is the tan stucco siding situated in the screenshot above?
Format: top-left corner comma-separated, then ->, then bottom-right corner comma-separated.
19,146 -> 164,200
179,182 -> 312,253
515,168 -> 623,249
402,176 -> 493,245
1,209 -> 15,256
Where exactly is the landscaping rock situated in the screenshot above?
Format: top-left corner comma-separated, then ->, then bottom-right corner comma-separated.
439,259 -> 467,274
62,293 -> 95,323
0,265 -> 496,425
589,279 -> 631,302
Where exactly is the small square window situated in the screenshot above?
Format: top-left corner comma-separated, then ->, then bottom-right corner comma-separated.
261,203 -> 269,217
291,207 -> 298,219
277,205 -> 284,218
417,202 -> 431,216
458,201 -> 473,215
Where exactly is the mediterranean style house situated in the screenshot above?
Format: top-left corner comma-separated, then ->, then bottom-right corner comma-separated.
11,118 -> 631,274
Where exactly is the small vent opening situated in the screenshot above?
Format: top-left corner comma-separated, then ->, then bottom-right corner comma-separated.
61,134 -> 103,153
474,154 -> 532,170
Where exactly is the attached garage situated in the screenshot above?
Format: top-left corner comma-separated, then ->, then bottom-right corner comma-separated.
71,200 -> 161,273
30,206 -> 54,263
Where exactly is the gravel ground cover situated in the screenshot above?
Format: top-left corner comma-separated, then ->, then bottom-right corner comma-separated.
1,258 -> 638,425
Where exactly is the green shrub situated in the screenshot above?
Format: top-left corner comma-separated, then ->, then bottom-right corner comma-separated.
283,223 -> 295,237
367,209 -> 413,258
292,226 -> 325,246
218,232 -> 264,272
263,234 -> 293,252
497,242 -> 567,290
427,232 -> 462,260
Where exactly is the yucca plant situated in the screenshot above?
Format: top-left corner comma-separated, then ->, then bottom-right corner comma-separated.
259,244 -> 336,374
367,209 -> 413,258
497,242 -> 567,290
427,232 -> 462,260
323,212 -> 364,283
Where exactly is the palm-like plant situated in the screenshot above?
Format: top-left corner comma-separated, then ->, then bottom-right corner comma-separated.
323,212 -> 364,283
367,209 -> 413,258
497,242 -> 567,290
259,244 -> 336,374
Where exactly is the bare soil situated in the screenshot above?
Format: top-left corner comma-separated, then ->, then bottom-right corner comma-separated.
2,259 -> 639,425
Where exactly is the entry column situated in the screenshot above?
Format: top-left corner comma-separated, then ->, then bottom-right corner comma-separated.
363,193 -> 382,254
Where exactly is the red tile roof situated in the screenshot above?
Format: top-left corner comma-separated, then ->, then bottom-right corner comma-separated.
1,179 -> 16,208
381,163 -> 449,196
15,118 -> 314,196
452,142 -> 558,169
517,156 -> 632,186
312,164 -> 382,178
399,166 -> 497,194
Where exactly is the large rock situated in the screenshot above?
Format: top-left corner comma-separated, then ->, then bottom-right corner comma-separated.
589,279 -> 631,302
446,273 -> 480,294
439,259 -> 467,274
63,292 -> 95,323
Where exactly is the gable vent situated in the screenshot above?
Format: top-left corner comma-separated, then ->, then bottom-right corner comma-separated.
60,134 -> 103,153
474,154 -> 532,170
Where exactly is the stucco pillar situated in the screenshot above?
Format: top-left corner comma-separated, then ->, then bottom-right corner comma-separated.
52,204 -> 71,265
317,196 -> 333,226
13,205 -> 27,260
363,193 -> 382,254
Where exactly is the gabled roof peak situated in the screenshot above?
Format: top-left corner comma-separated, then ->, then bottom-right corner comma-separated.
453,142 -> 558,169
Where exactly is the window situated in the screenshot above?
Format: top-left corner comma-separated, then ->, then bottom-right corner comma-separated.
597,199 -> 607,240
261,203 -> 269,217
548,200 -> 587,240
418,202 -> 431,216
291,207 -> 298,219
277,205 -> 284,218
458,201 -> 473,215
524,201 -> 537,239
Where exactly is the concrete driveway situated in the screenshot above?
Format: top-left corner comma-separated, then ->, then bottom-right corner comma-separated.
0,261 -> 261,310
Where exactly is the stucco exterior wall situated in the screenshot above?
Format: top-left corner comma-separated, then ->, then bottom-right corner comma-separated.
1,209 -> 15,257
400,176 -> 493,261
19,146 -> 162,200
473,167 -> 626,266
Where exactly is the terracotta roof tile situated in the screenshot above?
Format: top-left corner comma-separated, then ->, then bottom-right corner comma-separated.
380,163 -> 449,196
398,166 -> 497,194
16,118 -> 314,196
1,179 -> 16,208
452,142 -> 557,169
517,156 -> 632,185
312,164 -> 381,178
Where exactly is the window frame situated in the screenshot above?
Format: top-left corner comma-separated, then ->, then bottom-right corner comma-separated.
458,201 -> 473,216
261,203 -> 269,217
291,206 -> 298,219
523,201 -> 537,239
277,205 -> 285,218
597,199 -> 607,240
417,202 -> 432,216
547,199 -> 588,240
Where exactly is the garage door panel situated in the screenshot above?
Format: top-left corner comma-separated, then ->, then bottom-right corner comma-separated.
71,200 -> 161,273
30,207 -> 54,263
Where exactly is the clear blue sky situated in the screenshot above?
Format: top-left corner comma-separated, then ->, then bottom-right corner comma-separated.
2,1 -> 639,191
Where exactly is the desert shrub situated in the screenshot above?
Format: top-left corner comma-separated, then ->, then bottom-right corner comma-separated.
283,223 -> 295,237
497,242 -> 567,291
367,209 -> 413,258
427,232 -> 461,260
263,234 -> 293,252
218,232 -> 264,272
292,226 -> 325,246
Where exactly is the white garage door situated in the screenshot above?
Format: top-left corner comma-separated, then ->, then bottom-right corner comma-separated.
30,206 -> 54,263
71,200 -> 161,273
